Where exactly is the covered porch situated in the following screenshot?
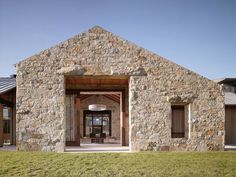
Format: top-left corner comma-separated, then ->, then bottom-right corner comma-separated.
64,76 -> 130,151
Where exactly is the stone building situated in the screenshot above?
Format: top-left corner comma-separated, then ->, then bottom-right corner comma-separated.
15,26 -> 225,152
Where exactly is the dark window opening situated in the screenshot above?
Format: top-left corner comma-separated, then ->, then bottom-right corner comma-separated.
171,105 -> 185,138
3,107 -> 11,134
83,110 -> 111,137
3,120 -> 10,133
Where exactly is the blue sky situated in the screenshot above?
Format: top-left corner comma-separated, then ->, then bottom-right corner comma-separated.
0,0 -> 235,79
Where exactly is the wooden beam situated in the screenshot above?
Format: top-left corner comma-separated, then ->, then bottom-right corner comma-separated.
103,95 -> 120,103
66,89 -> 125,95
80,95 -> 92,101
65,76 -> 128,86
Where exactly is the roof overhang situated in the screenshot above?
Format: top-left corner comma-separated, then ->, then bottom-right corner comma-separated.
215,78 -> 236,87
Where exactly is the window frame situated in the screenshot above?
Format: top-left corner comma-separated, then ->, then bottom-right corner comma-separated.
3,107 -> 11,134
83,110 -> 112,137
171,105 -> 185,138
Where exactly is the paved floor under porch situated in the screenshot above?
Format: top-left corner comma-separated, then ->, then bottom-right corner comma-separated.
65,143 -> 130,153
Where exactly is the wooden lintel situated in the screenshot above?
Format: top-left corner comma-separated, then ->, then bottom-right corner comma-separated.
66,141 -> 80,146
66,89 -> 125,95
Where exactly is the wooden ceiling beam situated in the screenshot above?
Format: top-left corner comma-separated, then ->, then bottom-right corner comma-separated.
103,94 -> 120,103
65,77 -> 128,86
80,95 -> 92,101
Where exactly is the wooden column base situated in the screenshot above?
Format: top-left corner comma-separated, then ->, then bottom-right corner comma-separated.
66,141 -> 80,146
121,127 -> 125,146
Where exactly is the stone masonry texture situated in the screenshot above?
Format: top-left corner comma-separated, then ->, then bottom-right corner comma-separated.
16,26 -> 225,152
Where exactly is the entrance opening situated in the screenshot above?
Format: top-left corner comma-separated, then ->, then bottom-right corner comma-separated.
64,76 -> 129,152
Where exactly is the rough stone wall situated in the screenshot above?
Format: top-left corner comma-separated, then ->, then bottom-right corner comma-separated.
16,26 -> 224,152
16,64 -> 65,152
129,75 -> 224,151
80,95 -> 120,138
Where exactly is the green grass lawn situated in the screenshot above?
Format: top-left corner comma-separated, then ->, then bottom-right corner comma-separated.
0,151 -> 236,177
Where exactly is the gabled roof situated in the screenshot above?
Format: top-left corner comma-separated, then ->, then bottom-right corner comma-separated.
0,77 -> 16,94
15,26 -> 179,70
17,26 -> 215,84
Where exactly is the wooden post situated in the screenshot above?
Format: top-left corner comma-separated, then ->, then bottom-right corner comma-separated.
76,93 -> 80,146
73,93 -> 80,146
0,105 -> 3,146
120,91 -> 126,146
12,105 -> 16,145
73,95 -> 78,145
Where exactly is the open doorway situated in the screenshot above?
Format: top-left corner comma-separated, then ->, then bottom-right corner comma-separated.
65,76 -> 129,151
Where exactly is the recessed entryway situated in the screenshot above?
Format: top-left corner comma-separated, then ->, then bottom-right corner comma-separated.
64,76 -> 129,152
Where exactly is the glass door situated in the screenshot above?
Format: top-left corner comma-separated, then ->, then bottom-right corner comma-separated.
83,110 -> 111,137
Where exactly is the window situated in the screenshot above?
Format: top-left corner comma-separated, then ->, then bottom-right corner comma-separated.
3,120 -> 10,133
83,110 -> 111,137
171,105 -> 185,138
3,107 -> 11,134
